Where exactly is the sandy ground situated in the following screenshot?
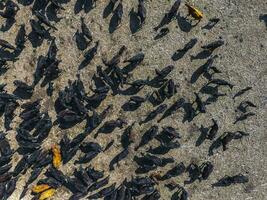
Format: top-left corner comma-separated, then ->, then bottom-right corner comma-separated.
0,0 -> 267,199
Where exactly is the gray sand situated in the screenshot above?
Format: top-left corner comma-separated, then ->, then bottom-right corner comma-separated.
0,0 -> 266,199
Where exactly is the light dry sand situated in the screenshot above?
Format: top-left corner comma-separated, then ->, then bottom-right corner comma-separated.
0,0 -> 266,199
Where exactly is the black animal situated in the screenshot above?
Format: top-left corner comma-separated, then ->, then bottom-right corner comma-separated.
154,0 -> 181,30
172,38 -> 197,61
212,174 -> 249,187
135,126 -> 158,150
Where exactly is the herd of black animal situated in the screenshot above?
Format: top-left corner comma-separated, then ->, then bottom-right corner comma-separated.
0,0 -> 258,200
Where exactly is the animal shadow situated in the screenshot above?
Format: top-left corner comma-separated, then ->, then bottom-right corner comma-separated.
129,8 -> 141,34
